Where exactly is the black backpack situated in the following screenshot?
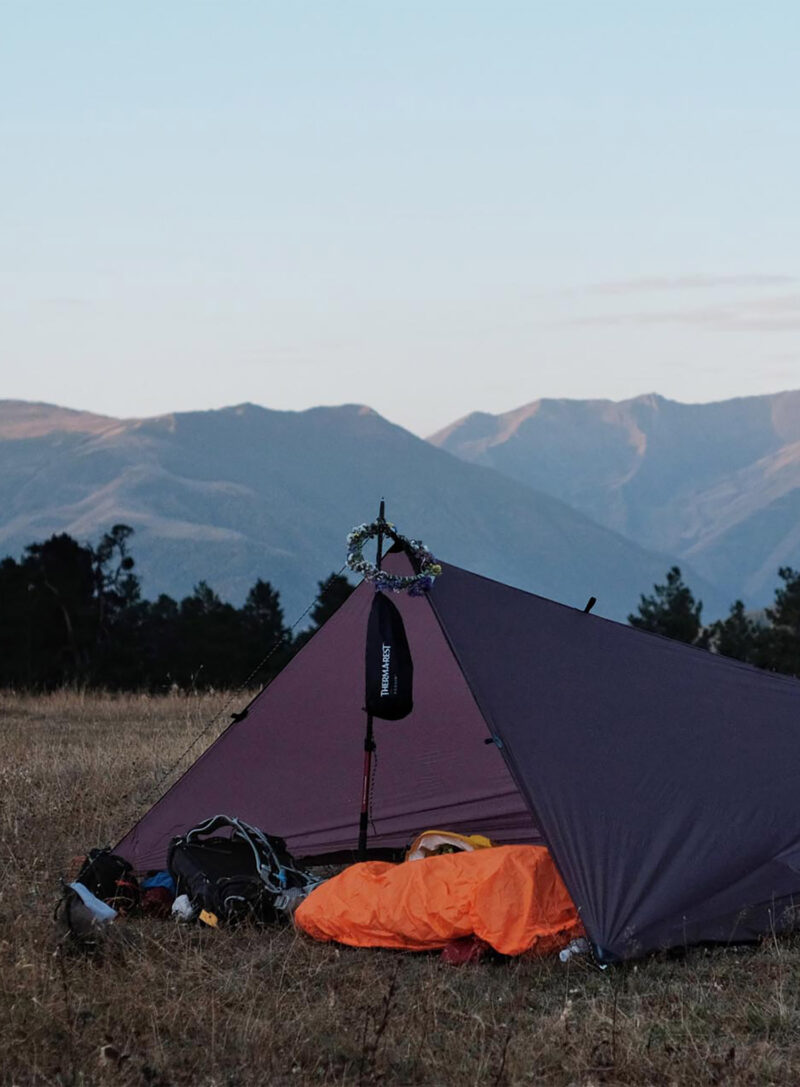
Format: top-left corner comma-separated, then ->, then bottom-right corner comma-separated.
167,815 -> 319,925
76,848 -> 140,913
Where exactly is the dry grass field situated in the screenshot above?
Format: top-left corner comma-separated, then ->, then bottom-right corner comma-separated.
2,691 -> 800,1086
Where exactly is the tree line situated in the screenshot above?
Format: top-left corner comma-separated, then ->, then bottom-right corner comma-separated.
4,525 -> 800,691
0,526 -> 353,691
629,564 -> 800,676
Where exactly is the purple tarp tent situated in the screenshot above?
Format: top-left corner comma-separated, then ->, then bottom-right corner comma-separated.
117,553 -> 800,961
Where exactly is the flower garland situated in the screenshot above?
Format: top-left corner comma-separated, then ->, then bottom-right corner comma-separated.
346,520 -> 442,595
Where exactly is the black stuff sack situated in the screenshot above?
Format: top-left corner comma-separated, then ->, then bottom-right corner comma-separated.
365,591 -> 413,720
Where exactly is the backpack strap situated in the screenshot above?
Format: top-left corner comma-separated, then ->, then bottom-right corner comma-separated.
178,814 -> 322,898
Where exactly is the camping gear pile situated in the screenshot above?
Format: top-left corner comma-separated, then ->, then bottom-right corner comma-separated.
61,821 -> 585,964
59,817 -> 323,946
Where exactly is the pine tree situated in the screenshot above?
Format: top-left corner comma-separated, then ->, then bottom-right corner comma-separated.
628,566 -> 703,644
293,573 -> 355,651
309,573 -> 354,628
706,600 -> 761,663
761,567 -> 800,677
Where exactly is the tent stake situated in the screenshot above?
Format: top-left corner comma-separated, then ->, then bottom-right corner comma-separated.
358,498 -> 385,860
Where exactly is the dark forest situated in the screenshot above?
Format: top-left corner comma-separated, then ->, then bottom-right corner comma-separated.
0,525 -> 352,691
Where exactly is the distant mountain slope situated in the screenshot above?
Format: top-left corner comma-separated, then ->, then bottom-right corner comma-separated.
430,390 -> 800,607
0,400 -> 117,439
0,399 -> 718,623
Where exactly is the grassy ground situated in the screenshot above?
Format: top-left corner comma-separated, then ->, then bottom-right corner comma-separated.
2,691 -> 800,1086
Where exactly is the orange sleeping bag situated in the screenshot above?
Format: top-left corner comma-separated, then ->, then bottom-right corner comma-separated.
295,844 -> 583,957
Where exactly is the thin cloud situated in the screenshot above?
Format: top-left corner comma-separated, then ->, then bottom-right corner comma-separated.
572,293 -> 800,332
763,366 -> 800,382
37,297 -> 94,308
582,274 -> 796,295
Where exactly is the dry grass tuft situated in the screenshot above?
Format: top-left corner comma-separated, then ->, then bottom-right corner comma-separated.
3,691 -> 800,1085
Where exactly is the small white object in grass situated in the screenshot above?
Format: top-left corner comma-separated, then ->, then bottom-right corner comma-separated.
171,893 -> 197,922
558,937 -> 589,963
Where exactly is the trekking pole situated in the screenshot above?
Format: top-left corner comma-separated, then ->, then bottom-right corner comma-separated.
358,498 -> 385,861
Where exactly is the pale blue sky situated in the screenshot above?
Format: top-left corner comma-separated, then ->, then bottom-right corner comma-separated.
2,1 -> 799,434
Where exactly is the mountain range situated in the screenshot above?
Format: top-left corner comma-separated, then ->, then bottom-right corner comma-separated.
431,390 -> 800,609
0,398 -> 721,624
